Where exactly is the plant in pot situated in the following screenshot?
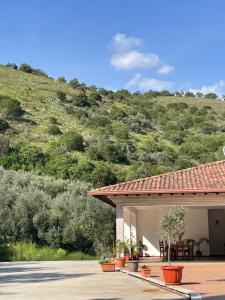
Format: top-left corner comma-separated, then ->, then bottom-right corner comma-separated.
159,206 -> 187,285
114,239 -> 125,268
140,265 -> 151,278
195,237 -> 209,257
124,240 -> 130,261
127,240 -> 139,272
99,255 -> 115,272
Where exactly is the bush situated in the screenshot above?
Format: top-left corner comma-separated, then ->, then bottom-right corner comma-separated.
91,163 -> 117,187
0,118 -> 9,132
0,96 -> 24,119
47,124 -> 62,135
60,131 -> 85,151
0,144 -> 46,171
6,63 -> 18,70
45,154 -> 78,179
72,93 -> 89,107
56,91 -> 67,102
48,116 -> 58,124
57,77 -> 67,83
19,63 -> 32,73
88,115 -> 111,128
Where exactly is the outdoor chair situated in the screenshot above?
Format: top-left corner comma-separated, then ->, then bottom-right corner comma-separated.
184,240 -> 194,260
159,240 -> 168,260
175,241 -> 189,260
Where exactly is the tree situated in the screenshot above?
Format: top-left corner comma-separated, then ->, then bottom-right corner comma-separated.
185,91 -> 195,97
6,63 -> 18,70
160,206 -> 187,264
204,93 -> 218,99
72,93 -> 89,107
57,77 -> 67,83
19,63 -> 32,73
69,79 -> 80,89
60,131 -> 85,151
91,163 -> 117,187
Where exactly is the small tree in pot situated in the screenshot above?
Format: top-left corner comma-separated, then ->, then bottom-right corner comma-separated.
159,206 -> 187,285
114,239 -> 126,268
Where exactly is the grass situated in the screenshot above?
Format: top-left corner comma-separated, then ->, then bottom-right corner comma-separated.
0,242 -> 99,261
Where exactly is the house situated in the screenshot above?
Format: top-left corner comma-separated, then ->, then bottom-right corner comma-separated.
89,160 -> 225,257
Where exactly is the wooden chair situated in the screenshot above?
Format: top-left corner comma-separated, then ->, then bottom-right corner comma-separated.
184,240 -> 194,260
159,240 -> 168,260
175,242 -> 188,260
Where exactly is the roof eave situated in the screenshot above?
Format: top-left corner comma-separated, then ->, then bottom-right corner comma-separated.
89,188 -> 225,197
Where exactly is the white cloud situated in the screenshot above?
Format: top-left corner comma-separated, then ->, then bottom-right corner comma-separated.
110,50 -> 160,70
157,64 -> 174,75
190,80 -> 225,96
113,33 -> 142,52
125,73 -> 173,92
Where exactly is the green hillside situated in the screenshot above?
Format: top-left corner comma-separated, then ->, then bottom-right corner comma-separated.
1,64 -> 225,187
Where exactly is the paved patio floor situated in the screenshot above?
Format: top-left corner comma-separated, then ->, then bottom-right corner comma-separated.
143,261 -> 225,299
0,261 -> 184,300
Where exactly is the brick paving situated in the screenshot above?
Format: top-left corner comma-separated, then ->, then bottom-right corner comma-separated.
139,261 -> 225,299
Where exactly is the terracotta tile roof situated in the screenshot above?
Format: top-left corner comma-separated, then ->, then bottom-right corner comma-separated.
89,160 -> 225,196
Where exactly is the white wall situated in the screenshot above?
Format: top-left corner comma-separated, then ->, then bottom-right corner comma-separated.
136,207 -> 209,256
123,207 -> 137,242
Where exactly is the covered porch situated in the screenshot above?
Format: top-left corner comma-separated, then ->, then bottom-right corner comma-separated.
89,160 -> 225,259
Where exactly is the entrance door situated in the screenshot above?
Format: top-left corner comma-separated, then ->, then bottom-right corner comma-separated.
208,209 -> 225,256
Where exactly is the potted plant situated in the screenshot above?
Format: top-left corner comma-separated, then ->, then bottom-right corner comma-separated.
140,265 -> 151,278
114,239 -> 125,268
99,255 -> 115,272
127,259 -> 139,272
159,206 -> 187,285
124,240 -> 130,261
195,237 -> 209,257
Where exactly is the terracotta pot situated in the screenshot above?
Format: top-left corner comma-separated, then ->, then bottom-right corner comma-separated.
114,257 -> 125,268
100,263 -> 115,272
140,268 -> 151,278
127,260 -> 139,272
124,254 -> 129,261
161,265 -> 183,285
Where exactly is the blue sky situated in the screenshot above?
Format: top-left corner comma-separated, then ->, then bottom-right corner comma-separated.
1,0 -> 225,94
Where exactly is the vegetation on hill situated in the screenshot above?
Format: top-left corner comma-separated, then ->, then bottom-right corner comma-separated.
0,63 -> 225,258
0,64 -> 225,187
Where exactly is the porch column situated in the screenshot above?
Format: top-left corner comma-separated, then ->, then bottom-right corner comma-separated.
130,208 -> 137,242
116,204 -> 124,241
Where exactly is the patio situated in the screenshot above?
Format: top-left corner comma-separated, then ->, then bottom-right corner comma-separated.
136,259 -> 225,299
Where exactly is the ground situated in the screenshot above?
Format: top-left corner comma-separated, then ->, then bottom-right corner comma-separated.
0,261 -> 184,300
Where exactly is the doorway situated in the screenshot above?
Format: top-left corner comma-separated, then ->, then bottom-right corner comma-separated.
208,209 -> 225,256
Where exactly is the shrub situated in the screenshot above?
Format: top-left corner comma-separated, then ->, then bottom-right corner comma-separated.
91,163 -> 117,187
69,79 -> 80,89
57,77 -> 67,83
6,63 -> 18,70
60,131 -> 85,151
88,115 -> 111,128
0,96 -> 24,119
19,63 -> 32,73
56,91 -> 67,102
0,118 -> 9,132
48,116 -> 58,124
45,154 -> 78,179
0,143 -> 46,171
72,93 -> 89,107
47,124 -> 62,135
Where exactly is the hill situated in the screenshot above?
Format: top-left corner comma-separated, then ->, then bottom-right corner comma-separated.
1,64 -> 225,187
